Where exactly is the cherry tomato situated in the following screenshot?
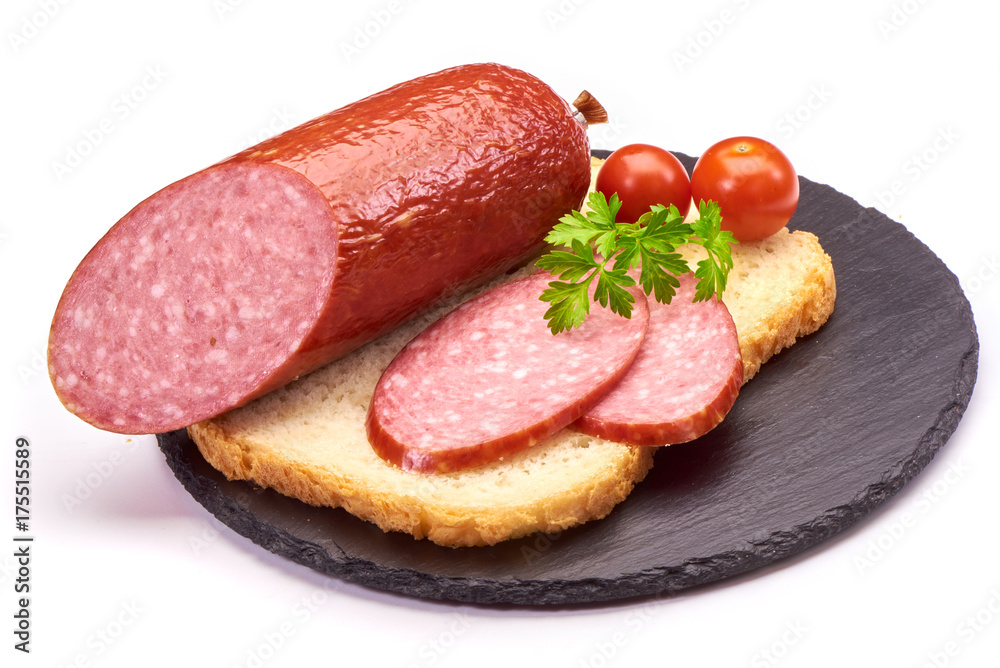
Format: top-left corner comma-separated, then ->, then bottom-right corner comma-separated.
596,144 -> 692,222
690,136 -> 799,241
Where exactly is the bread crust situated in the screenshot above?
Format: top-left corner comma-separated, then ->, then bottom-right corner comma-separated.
189,414 -> 656,547
189,158 -> 835,548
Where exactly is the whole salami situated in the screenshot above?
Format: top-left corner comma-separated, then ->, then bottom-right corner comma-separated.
48,63 -> 591,434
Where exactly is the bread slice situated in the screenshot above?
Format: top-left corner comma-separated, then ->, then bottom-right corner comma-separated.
188,158 -> 835,547
188,266 -> 659,548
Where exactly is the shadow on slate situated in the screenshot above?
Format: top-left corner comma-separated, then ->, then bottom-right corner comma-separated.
157,150 -> 979,607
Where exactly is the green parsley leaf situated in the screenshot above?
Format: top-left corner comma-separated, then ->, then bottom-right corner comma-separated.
536,240 -> 600,283
544,191 -> 622,249
611,233 -> 641,272
540,278 -> 593,334
536,192 -> 735,334
594,265 -> 636,318
689,200 -> 737,302
637,204 -> 692,250
638,245 -> 687,304
587,191 -> 622,228
545,210 -> 605,249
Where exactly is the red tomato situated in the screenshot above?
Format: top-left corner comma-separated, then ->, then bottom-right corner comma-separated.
691,136 -> 799,241
596,144 -> 692,222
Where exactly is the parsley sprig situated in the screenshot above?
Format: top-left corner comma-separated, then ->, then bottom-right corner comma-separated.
537,192 -> 737,334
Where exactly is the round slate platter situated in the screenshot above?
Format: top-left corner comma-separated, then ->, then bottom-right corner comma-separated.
157,150 -> 979,607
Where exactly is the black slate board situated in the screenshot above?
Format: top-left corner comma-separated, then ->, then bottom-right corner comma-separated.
157,151 -> 979,606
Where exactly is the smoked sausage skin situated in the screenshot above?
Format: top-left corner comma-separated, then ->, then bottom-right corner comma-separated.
49,63 -> 591,434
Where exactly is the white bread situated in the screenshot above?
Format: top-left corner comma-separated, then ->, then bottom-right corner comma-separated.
188,158 -> 835,547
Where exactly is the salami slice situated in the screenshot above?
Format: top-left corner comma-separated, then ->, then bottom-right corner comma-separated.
573,273 -> 743,446
365,272 -> 650,473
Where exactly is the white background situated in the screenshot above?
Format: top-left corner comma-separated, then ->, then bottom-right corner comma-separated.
3,0 -> 998,666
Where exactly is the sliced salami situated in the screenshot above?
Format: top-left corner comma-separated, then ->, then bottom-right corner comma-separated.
366,272 -> 649,473
573,273 -> 743,446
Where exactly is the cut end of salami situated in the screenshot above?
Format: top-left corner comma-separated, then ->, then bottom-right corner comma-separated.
48,163 -> 338,434
573,273 -> 743,446
365,272 -> 650,474
48,63 -> 592,435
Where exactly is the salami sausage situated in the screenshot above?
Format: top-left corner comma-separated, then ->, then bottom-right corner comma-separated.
365,272 -> 650,473
573,273 -> 742,445
48,63 -> 591,434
